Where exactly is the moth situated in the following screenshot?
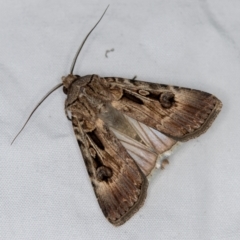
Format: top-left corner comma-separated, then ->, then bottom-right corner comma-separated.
13,6 -> 222,226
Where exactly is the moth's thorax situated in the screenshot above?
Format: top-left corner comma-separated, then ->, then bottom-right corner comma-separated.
63,74 -> 92,106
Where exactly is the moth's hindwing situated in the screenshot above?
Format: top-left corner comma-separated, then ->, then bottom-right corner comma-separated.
63,74 -> 222,225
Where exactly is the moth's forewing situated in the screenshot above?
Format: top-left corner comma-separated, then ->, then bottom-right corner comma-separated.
101,76 -> 222,141
63,75 -> 149,226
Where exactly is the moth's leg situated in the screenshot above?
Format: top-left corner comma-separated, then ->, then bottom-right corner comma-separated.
132,75 -> 137,80
65,109 -> 72,121
64,101 -> 72,121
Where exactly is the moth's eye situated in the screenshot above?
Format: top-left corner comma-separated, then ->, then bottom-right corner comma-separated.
159,91 -> 175,108
96,166 -> 113,181
63,87 -> 68,94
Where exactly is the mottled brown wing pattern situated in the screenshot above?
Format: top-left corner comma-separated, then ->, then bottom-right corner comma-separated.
62,74 -> 222,226
95,75 -> 222,141
67,94 -> 148,226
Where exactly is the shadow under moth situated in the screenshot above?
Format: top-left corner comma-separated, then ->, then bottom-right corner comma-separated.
13,6 -> 222,226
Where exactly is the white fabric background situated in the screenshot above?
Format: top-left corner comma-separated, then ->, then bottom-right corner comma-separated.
1,0 -> 239,239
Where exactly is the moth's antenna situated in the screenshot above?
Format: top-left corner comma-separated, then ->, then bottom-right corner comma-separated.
11,83 -> 63,145
12,5 -> 109,144
70,5 -> 109,74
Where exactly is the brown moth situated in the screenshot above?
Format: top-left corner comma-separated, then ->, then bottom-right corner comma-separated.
13,6 -> 222,226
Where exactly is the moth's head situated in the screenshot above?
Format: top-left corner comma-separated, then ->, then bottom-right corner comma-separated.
62,74 -> 80,94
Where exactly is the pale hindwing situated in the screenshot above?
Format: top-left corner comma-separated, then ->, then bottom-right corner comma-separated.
69,96 -> 148,226
110,115 -> 179,177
